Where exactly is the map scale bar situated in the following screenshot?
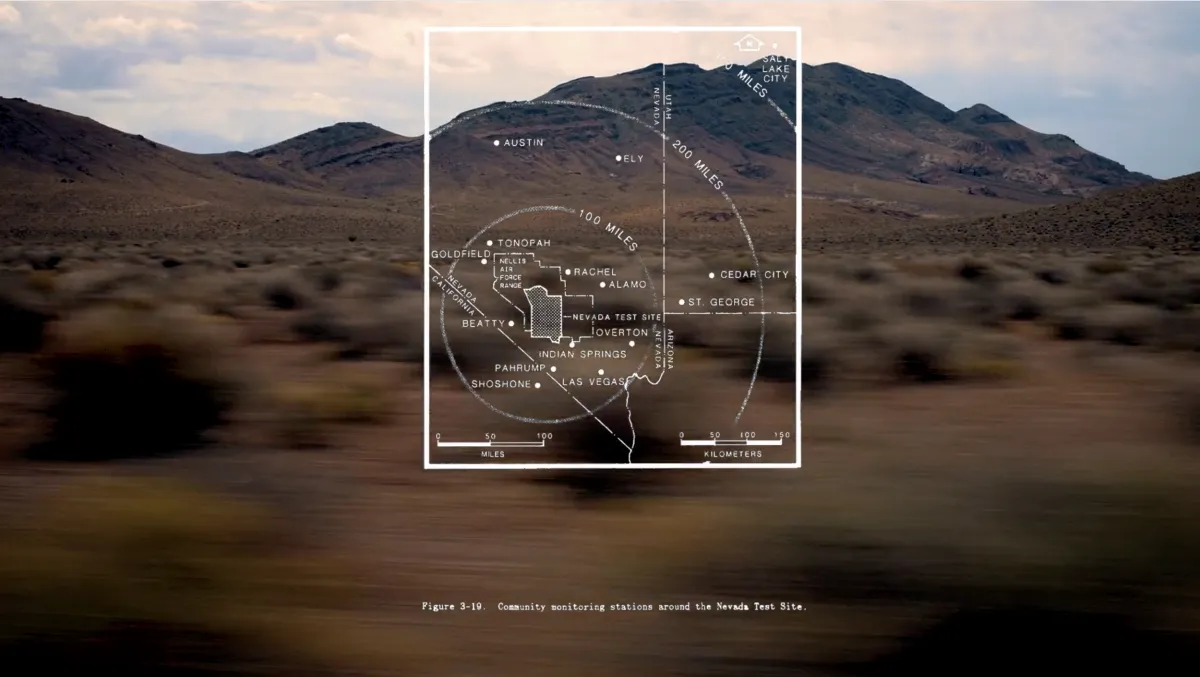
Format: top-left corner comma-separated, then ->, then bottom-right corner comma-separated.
437,440 -> 546,448
680,439 -> 785,447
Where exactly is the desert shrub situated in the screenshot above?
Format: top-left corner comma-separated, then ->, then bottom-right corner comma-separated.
830,286 -> 891,333
849,261 -> 890,284
800,318 -> 841,395
1051,308 -> 1090,341
999,280 -> 1050,321
26,268 -> 57,294
1034,267 -> 1071,286
53,266 -> 154,310
951,330 -> 1023,380
334,297 -> 422,361
158,273 -> 234,314
1101,270 -> 1169,306
0,289 -> 52,352
428,320 -> 518,378
272,370 -> 392,448
878,321 -> 958,383
26,250 -> 63,271
0,476 -> 371,676
290,304 -> 354,344
733,315 -> 795,383
120,252 -> 153,265
29,304 -> 239,460
952,284 -> 1008,328
667,313 -> 737,350
1173,373 -> 1200,448
1157,309 -> 1200,353
802,274 -> 836,306
895,279 -> 962,320
1087,258 -> 1128,275
1090,304 -> 1163,347
261,270 -> 313,310
496,370 -> 714,501
873,322 -> 1020,384
356,262 -> 422,299
956,258 -> 991,283
1149,264 -> 1200,310
302,265 -> 342,293
833,303 -> 888,333
1178,265 -> 1200,305
417,298 -> 457,371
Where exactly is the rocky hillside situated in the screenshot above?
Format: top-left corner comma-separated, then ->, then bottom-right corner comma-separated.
809,170 -> 1200,251
249,122 -> 421,197
801,62 -> 1156,199
0,97 -> 320,193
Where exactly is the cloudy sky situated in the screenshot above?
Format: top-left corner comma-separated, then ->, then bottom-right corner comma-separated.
0,1 -> 1197,179
427,28 -> 798,117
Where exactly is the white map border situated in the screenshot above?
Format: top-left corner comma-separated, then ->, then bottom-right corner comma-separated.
423,25 -> 802,470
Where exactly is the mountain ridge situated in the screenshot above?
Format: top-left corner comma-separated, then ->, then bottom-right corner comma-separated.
0,60 -> 1161,219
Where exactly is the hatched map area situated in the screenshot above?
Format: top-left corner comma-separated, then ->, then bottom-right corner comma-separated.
523,286 -> 564,344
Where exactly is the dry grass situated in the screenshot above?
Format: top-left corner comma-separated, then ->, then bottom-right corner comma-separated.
271,368 -> 394,448
0,475 -> 402,676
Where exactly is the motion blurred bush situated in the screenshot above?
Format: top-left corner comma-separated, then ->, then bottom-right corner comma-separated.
613,462 -> 1200,675
0,289 -> 52,353
272,369 -> 393,448
28,303 -> 240,460
0,476 -> 365,675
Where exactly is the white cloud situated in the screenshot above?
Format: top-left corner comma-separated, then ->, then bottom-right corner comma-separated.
0,3 -> 20,27
430,53 -> 494,76
241,90 -> 354,119
332,33 -> 365,51
79,15 -> 197,45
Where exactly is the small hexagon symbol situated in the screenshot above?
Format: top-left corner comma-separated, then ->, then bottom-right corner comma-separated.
735,34 -> 764,52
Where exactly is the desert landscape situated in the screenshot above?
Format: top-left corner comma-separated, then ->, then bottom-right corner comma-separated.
2,6 -> 1200,676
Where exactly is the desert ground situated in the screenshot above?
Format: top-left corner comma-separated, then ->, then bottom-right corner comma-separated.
1,182 -> 1199,675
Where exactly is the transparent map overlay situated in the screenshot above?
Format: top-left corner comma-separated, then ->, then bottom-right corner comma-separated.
423,27 -> 801,469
